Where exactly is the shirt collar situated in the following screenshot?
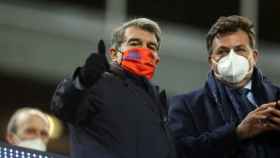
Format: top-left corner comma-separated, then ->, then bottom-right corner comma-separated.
243,80 -> 252,90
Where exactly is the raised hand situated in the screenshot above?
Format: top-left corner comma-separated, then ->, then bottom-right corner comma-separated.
78,40 -> 110,88
236,100 -> 280,140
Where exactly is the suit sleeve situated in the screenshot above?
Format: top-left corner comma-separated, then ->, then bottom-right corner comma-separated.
168,95 -> 241,158
50,67 -> 96,125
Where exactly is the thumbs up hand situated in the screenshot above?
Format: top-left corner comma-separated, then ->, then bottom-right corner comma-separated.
78,40 -> 110,88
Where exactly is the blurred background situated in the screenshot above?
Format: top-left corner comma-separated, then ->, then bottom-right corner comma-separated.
0,0 -> 279,156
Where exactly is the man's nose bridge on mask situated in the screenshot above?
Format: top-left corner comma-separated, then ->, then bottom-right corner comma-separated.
212,48 -> 236,64
222,47 -> 237,56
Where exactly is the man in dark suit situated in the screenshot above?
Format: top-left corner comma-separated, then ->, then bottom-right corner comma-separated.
169,15 -> 280,158
51,18 -> 176,158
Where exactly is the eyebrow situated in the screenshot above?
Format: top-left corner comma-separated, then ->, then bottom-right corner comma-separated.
217,46 -> 229,50
214,46 -> 229,52
234,45 -> 247,49
216,44 -> 247,50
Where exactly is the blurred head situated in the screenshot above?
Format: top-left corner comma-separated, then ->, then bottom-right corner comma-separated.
110,18 -> 161,65
207,15 -> 259,88
6,107 -> 50,151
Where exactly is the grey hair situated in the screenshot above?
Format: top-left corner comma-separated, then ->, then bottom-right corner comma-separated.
111,18 -> 161,50
7,107 -> 49,134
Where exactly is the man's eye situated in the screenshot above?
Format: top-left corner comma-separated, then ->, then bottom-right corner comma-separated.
129,42 -> 140,46
148,45 -> 157,51
235,48 -> 246,53
217,49 -> 228,55
25,128 -> 36,134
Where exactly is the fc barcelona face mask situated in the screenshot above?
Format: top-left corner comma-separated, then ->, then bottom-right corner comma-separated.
120,47 -> 159,80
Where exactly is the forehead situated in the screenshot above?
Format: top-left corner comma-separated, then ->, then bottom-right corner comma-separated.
212,31 -> 251,49
17,115 -> 49,132
123,26 -> 158,44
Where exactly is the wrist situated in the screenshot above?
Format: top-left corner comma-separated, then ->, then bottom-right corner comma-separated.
235,125 -> 247,140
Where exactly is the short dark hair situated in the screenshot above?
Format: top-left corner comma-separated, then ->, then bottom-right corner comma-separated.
206,15 -> 256,54
111,18 -> 161,51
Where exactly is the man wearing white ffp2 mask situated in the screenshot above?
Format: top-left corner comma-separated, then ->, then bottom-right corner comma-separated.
6,107 -> 50,151
16,137 -> 47,151
169,15 -> 280,158
212,48 -> 254,85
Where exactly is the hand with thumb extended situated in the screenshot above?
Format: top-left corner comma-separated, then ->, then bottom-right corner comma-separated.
78,40 -> 110,88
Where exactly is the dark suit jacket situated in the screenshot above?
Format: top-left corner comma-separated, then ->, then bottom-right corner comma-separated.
51,65 -> 176,158
169,68 -> 280,158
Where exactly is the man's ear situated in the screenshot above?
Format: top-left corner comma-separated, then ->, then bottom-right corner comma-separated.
110,48 -> 117,62
110,48 -> 122,63
208,55 -> 212,65
208,54 -> 214,69
252,49 -> 260,63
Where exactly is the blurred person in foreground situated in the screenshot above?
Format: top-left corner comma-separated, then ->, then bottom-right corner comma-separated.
169,15 -> 280,158
6,107 -> 50,151
51,18 -> 176,158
